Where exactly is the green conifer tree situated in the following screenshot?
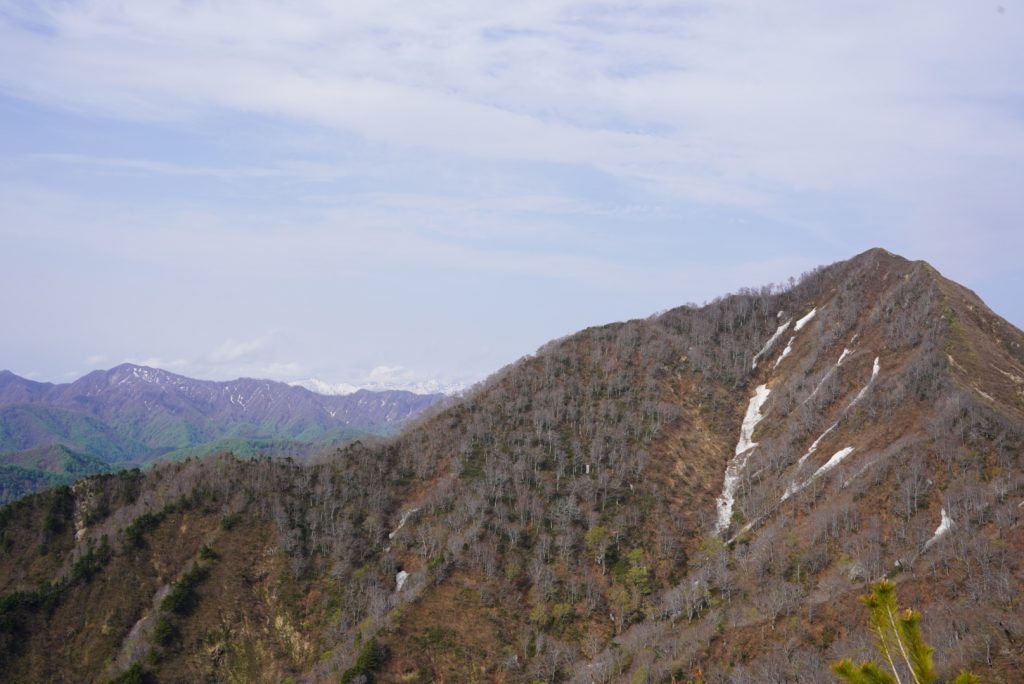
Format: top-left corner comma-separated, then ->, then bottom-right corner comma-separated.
832,580 -> 979,684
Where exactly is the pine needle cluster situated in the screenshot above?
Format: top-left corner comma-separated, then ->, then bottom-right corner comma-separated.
832,580 -> 979,684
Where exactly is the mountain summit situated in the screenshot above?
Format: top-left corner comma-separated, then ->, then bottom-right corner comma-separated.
1,249 -> 1021,682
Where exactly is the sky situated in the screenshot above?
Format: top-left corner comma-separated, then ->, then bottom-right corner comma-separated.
1,1 -> 1022,392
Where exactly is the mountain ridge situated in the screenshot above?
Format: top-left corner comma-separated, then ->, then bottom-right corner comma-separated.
1,248 -> 1022,682
0,364 -> 446,504
0,363 -> 446,446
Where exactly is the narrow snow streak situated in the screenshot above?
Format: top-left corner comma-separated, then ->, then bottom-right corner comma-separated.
727,521 -> 755,545
924,509 -> 954,550
850,356 -> 881,407
804,348 -> 853,405
813,446 -> 855,477
794,308 -> 817,331
796,423 -> 837,468
773,336 -> 795,369
782,446 -> 854,501
842,460 -> 876,488
735,384 -> 771,456
715,384 -> 770,534
388,508 -> 420,540
752,320 -> 791,369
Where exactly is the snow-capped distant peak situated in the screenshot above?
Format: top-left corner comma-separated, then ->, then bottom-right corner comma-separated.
115,364 -> 172,386
291,378 -> 363,396
291,377 -> 465,396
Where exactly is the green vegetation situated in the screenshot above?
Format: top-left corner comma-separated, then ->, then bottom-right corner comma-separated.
124,510 -> 167,549
104,662 -> 153,684
0,404 -> 149,466
0,381 -> 403,507
220,512 -> 243,530
583,525 -> 610,572
158,437 -> 314,463
618,548 -> 651,595
0,465 -> 69,507
0,583 -> 62,618
42,485 -> 74,541
152,615 -> 176,647
0,444 -> 115,505
155,427 -> 372,463
833,580 -> 979,684
0,582 -> 62,666
160,563 -> 209,616
70,536 -> 112,584
340,637 -> 386,684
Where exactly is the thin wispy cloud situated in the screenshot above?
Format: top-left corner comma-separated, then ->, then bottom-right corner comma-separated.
208,337 -> 271,364
130,357 -> 190,371
10,153 -> 367,185
0,1 -> 1021,386
1,2 -> 1019,201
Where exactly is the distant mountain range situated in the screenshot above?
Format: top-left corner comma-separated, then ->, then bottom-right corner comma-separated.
0,364 -> 445,503
291,376 -> 467,397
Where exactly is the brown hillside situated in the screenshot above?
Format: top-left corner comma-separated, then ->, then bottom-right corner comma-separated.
1,248 -> 1021,683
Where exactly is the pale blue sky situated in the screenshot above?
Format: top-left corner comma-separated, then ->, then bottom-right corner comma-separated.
1,1 -> 1022,390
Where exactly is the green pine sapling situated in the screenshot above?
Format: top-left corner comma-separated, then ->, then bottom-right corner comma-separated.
832,580 -> 978,684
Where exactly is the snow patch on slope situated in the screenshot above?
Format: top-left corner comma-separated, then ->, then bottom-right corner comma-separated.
783,446 -> 854,501
715,384 -> 771,535
752,320 -> 791,369
849,356 -> 880,407
804,348 -> 854,405
796,423 -> 838,468
735,385 -> 771,456
814,446 -> 855,477
388,508 -> 421,540
794,308 -> 817,331
773,337 -> 795,369
924,508 -> 954,550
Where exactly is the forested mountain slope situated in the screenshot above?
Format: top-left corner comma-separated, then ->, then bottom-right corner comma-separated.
0,366 -> 444,503
1,248 -> 1021,683
0,365 -> 444,455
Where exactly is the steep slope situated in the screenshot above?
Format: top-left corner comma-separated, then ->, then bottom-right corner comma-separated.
0,249 -> 1021,683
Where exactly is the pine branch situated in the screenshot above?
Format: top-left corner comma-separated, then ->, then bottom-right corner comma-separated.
834,580 -> 977,684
